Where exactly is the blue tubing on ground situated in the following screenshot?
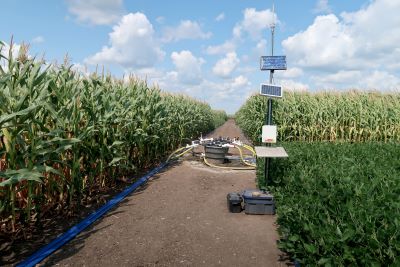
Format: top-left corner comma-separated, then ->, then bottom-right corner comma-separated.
17,162 -> 169,267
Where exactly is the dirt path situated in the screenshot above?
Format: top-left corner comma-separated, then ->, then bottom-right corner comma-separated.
42,119 -> 286,266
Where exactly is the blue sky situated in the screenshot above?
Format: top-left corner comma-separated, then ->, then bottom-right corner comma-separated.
1,0 -> 399,113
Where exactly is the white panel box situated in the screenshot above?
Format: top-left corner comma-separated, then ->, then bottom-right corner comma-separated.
262,125 -> 277,143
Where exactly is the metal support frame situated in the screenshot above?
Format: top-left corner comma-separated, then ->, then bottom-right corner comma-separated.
264,1 -> 276,187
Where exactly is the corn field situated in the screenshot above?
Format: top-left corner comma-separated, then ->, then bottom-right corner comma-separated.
0,44 -> 226,233
236,91 -> 400,144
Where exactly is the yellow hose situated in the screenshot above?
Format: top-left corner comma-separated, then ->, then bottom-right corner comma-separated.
174,147 -> 194,158
167,146 -> 194,162
242,144 -> 256,156
167,142 -> 257,171
174,145 -> 191,154
203,156 -> 255,170
234,145 -> 257,167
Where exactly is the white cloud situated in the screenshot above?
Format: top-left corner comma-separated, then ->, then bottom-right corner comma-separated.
213,52 -> 240,78
283,14 -> 355,70
280,80 -> 309,92
231,75 -> 250,88
283,0 -> 400,71
162,20 -> 212,43
85,13 -> 165,69
282,0 -> 400,90
170,50 -> 205,84
312,70 -> 362,87
254,39 -> 267,57
276,67 -> 304,79
215,13 -> 225,22
123,68 -> 167,87
237,65 -> 256,75
361,71 -> 400,91
71,63 -> 90,76
205,40 -> 236,55
143,70 -> 255,114
233,8 -> 277,40
66,0 -> 123,25
1,42 -> 14,71
0,42 -> 32,72
313,0 -> 332,14
0,42 -> 21,60
212,76 -> 253,103
31,36 -> 45,44
312,70 -> 400,91
341,0 -> 400,59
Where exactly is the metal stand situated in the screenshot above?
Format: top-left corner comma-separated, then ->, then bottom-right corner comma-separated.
257,2 -> 289,188
264,5 -> 276,187
264,97 -> 273,186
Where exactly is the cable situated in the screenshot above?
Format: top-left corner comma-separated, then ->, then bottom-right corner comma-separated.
203,156 -> 255,170
234,145 -> 257,167
166,146 -> 194,162
237,146 -> 257,167
170,147 -> 194,160
243,144 -> 256,156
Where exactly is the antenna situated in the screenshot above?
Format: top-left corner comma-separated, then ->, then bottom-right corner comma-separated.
270,1 -> 276,29
269,0 -> 276,84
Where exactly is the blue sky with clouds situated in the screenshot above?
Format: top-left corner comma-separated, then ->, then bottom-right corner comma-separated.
1,0 -> 399,113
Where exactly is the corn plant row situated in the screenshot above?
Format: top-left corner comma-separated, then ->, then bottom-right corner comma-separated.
236,91 -> 400,144
259,142 -> 400,266
0,45 -> 227,232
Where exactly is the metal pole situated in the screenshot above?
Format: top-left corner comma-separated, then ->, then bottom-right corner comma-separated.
265,1 -> 276,187
264,98 -> 272,187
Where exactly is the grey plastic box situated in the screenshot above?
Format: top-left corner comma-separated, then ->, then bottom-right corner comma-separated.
227,193 -> 243,213
242,189 -> 275,215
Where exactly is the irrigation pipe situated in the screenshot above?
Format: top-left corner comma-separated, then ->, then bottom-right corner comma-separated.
17,148 -> 192,267
17,143 -> 249,266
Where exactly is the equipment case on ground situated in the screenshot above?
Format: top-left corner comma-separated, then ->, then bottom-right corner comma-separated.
242,189 -> 275,215
227,193 -> 242,213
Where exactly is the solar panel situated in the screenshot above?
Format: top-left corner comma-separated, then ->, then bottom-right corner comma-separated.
260,84 -> 283,98
260,56 -> 287,70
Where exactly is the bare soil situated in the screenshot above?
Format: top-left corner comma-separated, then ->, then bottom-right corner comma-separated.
14,119 -> 289,266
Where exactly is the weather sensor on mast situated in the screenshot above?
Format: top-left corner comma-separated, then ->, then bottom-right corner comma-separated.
259,1 -> 286,98
255,1 -> 288,187
270,2 -> 276,57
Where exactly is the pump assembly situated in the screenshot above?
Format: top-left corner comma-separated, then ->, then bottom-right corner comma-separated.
167,135 -> 257,170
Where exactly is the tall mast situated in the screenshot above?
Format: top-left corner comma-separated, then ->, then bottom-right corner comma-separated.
269,1 -> 276,84
264,0 -> 276,186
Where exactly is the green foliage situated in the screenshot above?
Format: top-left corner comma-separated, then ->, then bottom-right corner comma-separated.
237,91 -> 400,264
236,91 -> 400,144
258,142 -> 400,266
0,44 -> 224,230
212,109 -> 228,129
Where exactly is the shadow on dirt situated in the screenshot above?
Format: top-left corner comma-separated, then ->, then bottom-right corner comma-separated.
2,162 -> 177,266
42,224 -> 112,266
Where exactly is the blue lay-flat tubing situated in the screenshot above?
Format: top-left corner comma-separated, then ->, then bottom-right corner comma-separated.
17,162 -> 168,267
